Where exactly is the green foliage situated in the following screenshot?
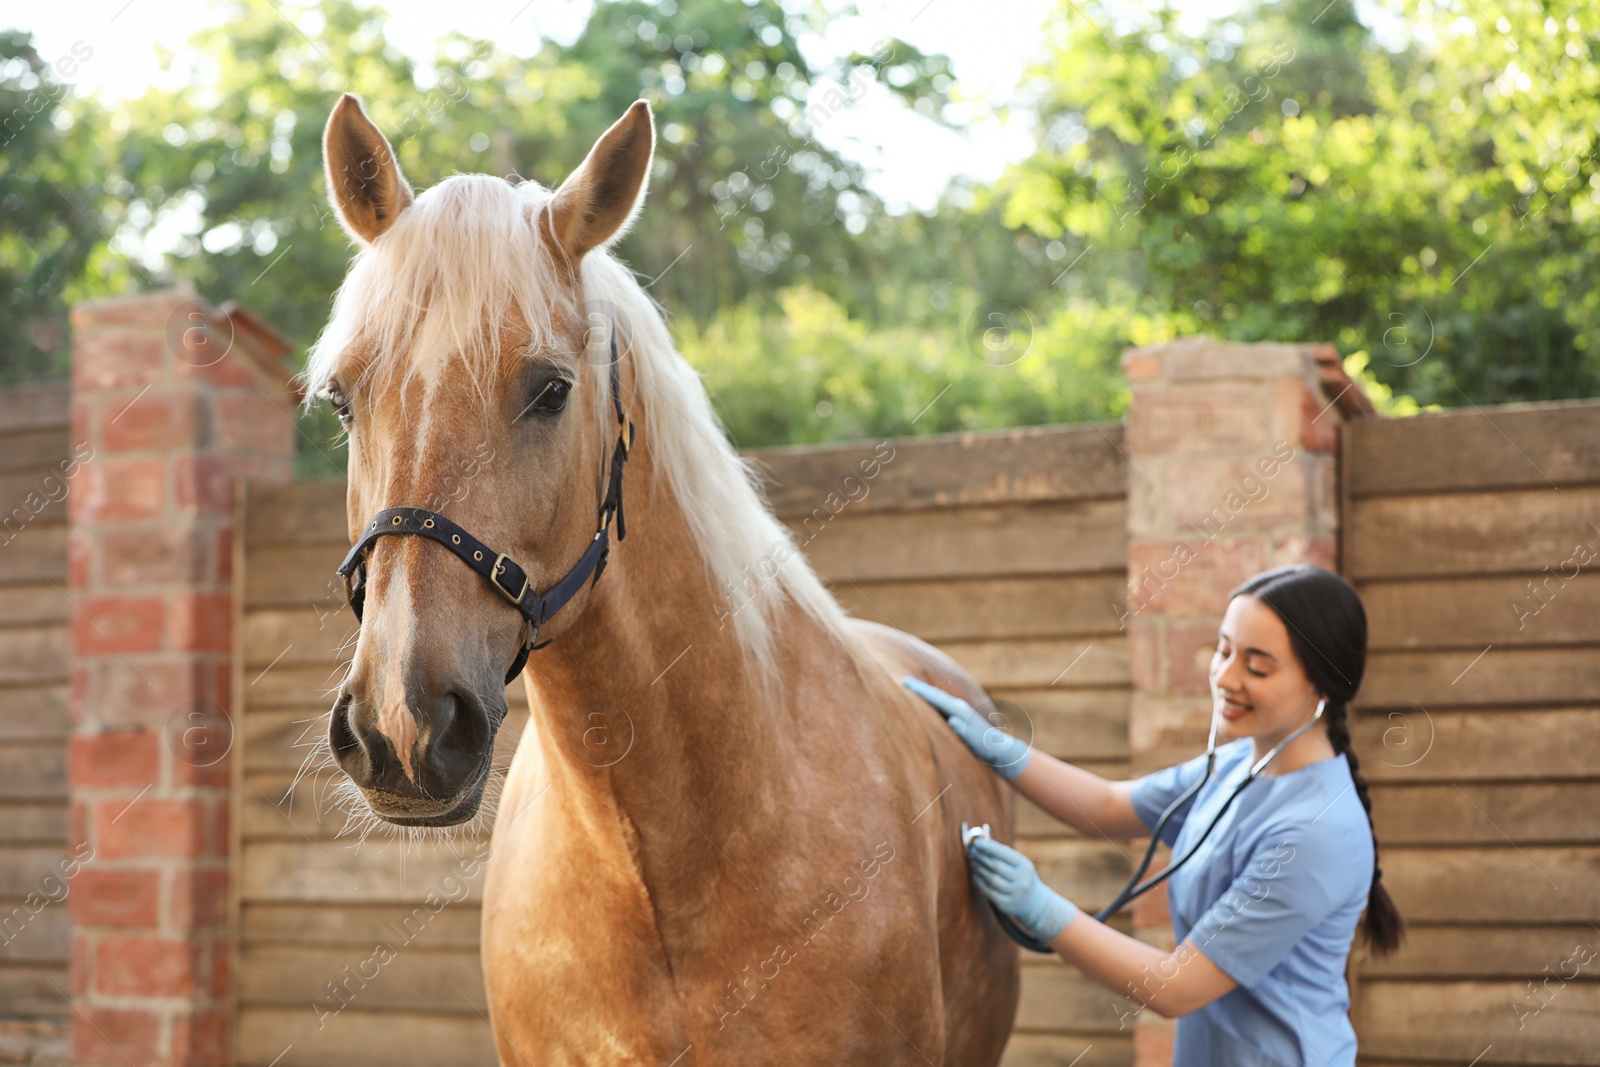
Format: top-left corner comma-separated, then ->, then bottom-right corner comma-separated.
1000,0 -> 1600,408
7,0 -> 1597,453
0,31 -> 114,383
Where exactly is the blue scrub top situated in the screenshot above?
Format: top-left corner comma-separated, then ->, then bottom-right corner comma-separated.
1128,737 -> 1374,1067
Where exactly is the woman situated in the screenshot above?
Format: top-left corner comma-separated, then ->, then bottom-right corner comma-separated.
902,564 -> 1404,1065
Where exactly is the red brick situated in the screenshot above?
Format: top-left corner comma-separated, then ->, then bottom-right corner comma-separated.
210,392 -> 296,455
90,658 -> 228,727
98,797 -> 208,859
72,328 -> 166,392
68,528 -> 93,589
71,456 -> 167,522
1168,455 -> 1303,534
100,525 -> 210,588
1127,619 -> 1161,691
170,1007 -> 228,1067
69,729 -> 159,789
71,931 -> 92,995
72,595 -> 166,656
173,456 -> 234,515
69,665 -> 89,725
96,935 -> 202,996
213,526 -> 232,584
68,870 -> 160,928
72,396 -> 96,452
168,592 -> 231,653
1125,537 -> 1271,617
170,869 -> 229,929
1124,354 -> 1162,382
1132,1016 -> 1176,1067
1299,380 -> 1338,452
1166,619 -> 1223,696
1127,383 -> 1269,456
1130,853 -> 1171,929
102,392 -> 199,453
72,1007 -> 162,1067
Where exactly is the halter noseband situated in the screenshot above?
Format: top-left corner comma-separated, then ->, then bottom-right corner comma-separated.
335,333 -> 635,685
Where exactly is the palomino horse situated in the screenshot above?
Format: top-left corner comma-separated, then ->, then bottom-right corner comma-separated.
312,93 -> 1020,1064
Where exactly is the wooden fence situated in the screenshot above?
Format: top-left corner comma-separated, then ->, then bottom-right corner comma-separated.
0,384 -> 74,1019
1342,398 -> 1600,1065
231,422 -> 1136,1067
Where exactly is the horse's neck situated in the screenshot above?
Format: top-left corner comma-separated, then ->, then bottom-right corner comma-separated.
514,444 -> 806,845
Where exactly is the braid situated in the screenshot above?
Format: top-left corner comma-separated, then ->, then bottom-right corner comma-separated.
1324,700 -> 1406,958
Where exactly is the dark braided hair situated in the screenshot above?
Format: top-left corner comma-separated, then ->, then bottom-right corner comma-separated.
1230,564 -> 1406,959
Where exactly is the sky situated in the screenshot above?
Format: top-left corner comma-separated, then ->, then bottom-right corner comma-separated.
7,0 -> 1239,212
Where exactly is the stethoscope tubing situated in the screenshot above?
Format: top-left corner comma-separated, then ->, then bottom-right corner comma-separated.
1092,694 -> 1328,923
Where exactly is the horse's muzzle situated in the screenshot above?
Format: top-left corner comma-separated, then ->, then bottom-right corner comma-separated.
330,686 -> 501,826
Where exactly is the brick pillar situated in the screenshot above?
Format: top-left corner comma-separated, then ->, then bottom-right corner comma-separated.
67,288 -> 294,1067
1117,337 -> 1371,1064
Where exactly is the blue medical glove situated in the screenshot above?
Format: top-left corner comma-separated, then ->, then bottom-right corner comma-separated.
967,836 -> 1079,945
900,676 -> 1031,781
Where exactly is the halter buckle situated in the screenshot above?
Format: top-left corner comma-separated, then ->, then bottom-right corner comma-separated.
490,553 -> 530,605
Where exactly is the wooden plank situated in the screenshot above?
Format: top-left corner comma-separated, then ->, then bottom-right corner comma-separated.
1347,398 -> 1600,496
240,903 -> 483,950
1357,978 -> 1600,1062
240,946 -> 486,1012
0,746 -> 64,803
237,1007 -> 494,1067
243,480 -> 350,546
0,471 -> 69,522
747,422 -> 1126,517
829,574 -> 1129,642
1372,782 -> 1600,845
932,637 -> 1128,691
792,500 -> 1127,582
1344,486 -> 1600,580
0,625 -> 69,688
239,839 -> 491,905
0,384 -> 70,433
1385,846 -> 1600,923
0,430 -> 69,472
0,962 -> 70,1018
0,803 -> 68,845
0,586 -> 69,628
244,608 -> 360,670
1362,573 -> 1600,649
1353,708 -> 1600,783
999,1033 -> 1132,1067
0,846 -> 72,897
1028,839 -> 1151,915
1358,924 -> 1600,979
0,685 -> 69,740
0,898 -> 69,961
0,525 -> 66,587
1360,648 -> 1600,708
244,544 -> 351,609
1015,958 -> 1137,1033
988,686 -> 1130,763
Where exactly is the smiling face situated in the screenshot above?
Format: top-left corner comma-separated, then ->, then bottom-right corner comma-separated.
314,93 -> 656,826
1209,594 -> 1326,751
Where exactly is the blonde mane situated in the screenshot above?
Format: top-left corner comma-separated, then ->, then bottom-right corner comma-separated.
303,173 -> 855,684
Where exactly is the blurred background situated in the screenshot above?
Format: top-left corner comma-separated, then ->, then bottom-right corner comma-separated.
5,0 -> 1599,475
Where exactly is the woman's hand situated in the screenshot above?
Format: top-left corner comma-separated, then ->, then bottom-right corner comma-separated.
967,836 -> 1079,945
900,676 -> 1031,781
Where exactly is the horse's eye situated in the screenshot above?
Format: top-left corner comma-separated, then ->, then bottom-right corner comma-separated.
320,382 -> 353,424
524,378 -> 571,417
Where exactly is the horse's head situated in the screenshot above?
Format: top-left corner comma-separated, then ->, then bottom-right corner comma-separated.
310,94 -> 655,826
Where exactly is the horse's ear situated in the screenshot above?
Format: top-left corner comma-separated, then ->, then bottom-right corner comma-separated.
323,93 -> 413,245
547,100 -> 655,260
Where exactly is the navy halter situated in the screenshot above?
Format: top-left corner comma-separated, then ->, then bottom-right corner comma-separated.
336,334 -> 634,685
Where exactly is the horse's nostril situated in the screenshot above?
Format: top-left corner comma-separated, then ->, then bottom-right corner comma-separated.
329,690 -> 360,759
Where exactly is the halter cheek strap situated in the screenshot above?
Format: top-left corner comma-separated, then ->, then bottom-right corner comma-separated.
335,333 -> 635,685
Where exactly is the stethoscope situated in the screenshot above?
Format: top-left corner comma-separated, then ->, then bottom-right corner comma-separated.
974,691 -> 1328,954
